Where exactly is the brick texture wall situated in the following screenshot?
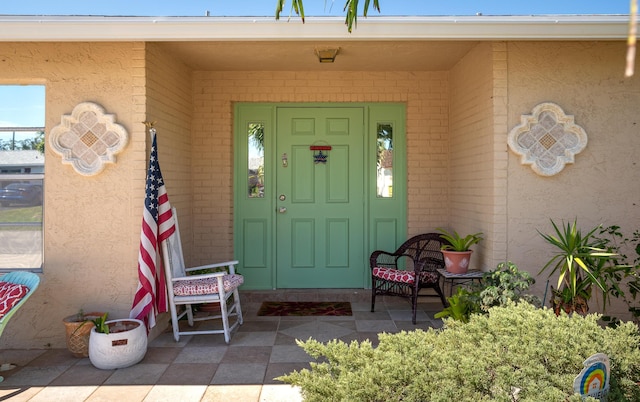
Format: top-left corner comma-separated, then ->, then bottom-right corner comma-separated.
191,70 -> 451,265
449,42 -> 507,269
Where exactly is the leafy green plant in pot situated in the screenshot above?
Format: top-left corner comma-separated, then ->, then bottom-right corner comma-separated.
538,219 -> 617,316
437,228 -> 483,274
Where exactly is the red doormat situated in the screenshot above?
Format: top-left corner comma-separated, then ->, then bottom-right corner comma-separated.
257,301 -> 352,316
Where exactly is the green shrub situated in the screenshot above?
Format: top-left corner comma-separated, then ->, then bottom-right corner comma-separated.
475,261 -> 541,312
435,262 -> 540,323
278,303 -> 640,401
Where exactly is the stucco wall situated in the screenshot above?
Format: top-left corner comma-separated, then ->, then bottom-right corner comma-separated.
191,71 -> 452,266
0,42 -> 148,348
505,41 -> 640,311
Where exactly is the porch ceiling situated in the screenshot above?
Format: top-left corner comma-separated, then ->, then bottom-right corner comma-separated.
157,40 -> 479,71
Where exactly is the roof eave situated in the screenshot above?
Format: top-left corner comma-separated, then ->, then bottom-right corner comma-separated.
0,15 -> 631,41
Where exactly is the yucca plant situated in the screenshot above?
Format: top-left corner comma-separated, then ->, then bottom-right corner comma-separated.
538,219 -> 616,315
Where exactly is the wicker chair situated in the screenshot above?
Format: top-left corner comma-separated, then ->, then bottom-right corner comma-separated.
370,233 -> 449,324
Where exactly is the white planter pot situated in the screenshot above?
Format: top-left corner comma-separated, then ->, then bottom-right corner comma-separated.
88,319 -> 147,370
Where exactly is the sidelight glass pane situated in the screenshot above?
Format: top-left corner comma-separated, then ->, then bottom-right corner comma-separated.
248,123 -> 265,198
376,123 -> 393,198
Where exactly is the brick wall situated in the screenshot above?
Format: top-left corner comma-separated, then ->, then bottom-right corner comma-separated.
191,70 -> 450,265
449,42 -> 506,270
145,43 -> 194,264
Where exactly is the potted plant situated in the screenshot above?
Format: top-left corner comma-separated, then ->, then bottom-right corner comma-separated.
437,228 -> 483,274
62,310 -> 106,357
88,313 -> 147,370
538,219 -> 617,315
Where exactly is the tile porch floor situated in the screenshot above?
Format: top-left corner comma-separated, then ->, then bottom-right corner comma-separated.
0,289 -> 445,402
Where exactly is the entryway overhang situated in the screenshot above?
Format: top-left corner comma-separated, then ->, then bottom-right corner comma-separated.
0,15 -> 630,71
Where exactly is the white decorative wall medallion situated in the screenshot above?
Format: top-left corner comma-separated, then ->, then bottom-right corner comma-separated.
507,102 -> 587,176
50,102 -> 128,176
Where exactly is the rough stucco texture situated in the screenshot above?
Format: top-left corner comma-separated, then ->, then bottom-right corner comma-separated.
506,41 -> 640,312
0,42 -> 147,348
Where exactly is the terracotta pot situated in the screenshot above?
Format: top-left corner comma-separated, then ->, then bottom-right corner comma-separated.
89,319 -> 147,370
551,295 -> 589,316
442,250 -> 473,274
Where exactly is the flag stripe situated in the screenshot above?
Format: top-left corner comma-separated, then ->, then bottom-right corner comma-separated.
130,129 -> 175,331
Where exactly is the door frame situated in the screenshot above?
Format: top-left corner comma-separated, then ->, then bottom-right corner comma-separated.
233,103 -> 407,290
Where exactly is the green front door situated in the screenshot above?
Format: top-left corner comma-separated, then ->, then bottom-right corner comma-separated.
275,107 -> 364,288
234,103 -> 406,290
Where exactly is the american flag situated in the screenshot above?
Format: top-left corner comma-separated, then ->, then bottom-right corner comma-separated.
130,128 -> 175,331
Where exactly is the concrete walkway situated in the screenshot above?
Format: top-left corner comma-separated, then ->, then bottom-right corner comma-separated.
0,290 -> 445,401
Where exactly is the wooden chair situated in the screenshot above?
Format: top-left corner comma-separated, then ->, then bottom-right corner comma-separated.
161,208 -> 243,343
0,271 -> 40,381
370,233 -> 449,324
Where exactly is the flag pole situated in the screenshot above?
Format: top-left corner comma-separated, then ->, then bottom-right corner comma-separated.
142,120 -> 157,139
130,120 -> 174,332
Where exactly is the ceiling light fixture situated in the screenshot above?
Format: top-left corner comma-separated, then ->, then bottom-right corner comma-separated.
315,48 -> 340,63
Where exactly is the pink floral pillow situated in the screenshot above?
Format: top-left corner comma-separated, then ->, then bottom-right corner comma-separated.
0,281 -> 29,319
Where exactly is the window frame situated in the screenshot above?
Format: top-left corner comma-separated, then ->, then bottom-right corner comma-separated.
0,131 -> 45,273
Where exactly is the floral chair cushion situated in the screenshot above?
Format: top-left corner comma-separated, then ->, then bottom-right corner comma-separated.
173,274 -> 244,296
0,281 -> 29,319
372,267 -> 439,284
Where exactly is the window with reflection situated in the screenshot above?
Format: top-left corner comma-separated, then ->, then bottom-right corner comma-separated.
376,123 -> 393,198
0,84 -> 45,272
248,123 -> 265,198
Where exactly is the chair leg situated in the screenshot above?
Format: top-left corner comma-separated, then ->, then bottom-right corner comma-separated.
186,304 -> 194,326
371,279 -> 377,312
411,292 -> 418,325
167,300 -> 181,342
233,289 -> 243,325
434,284 -> 448,307
219,293 -> 231,344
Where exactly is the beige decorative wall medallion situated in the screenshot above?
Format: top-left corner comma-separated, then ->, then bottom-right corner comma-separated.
508,102 -> 587,176
50,102 -> 128,176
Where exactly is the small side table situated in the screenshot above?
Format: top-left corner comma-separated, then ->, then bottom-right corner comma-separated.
437,269 -> 484,296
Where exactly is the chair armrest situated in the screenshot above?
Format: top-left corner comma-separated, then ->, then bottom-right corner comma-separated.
185,260 -> 240,275
370,250 -> 401,269
418,256 -> 445,272
172,271 -> 228,282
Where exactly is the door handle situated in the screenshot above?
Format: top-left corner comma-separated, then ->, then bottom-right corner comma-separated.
278,207 -> 287,214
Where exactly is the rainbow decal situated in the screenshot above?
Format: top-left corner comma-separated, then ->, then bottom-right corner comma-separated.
573,353 -> 610,398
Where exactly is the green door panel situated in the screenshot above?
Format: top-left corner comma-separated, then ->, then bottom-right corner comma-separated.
276,107 -> 364,288
234,103 -> 406,290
